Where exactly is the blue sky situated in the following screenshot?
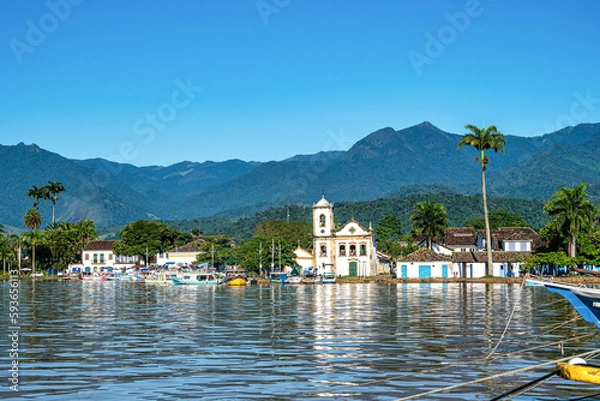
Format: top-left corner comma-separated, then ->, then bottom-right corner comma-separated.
1,0 -> 599,166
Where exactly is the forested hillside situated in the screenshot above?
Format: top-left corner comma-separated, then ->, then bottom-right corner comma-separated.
161,192 -> 547,242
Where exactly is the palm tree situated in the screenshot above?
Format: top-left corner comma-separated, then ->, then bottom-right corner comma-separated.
26,185 -> 47,209
23,208 -> 42,275
45,181 -> 66,223
457,124 -> 506,276
543,183 -> 597,258
74,219 -> 97,262
410,201 -> 450,249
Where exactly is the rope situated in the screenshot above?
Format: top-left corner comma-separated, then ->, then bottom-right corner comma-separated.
485,277 -> 526,360
393,349 -> 600,401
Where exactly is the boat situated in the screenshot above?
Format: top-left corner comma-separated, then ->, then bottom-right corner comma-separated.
286,275 -> 302,284
527,278 -> 600,329
172,271 -> 224,285
484,278 -> 600,398
226,276 -> 247,287
322,271 -> 336,284
570,266 -> 600,276
268,271 -> 287,284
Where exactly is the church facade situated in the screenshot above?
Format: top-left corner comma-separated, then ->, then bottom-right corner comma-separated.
310,195 -> 377,277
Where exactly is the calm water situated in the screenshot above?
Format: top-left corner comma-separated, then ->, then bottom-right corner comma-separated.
1,281 -> 600,400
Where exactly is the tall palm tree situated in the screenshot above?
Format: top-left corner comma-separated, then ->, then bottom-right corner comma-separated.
26,185 -> 47,209
457,124 -> 506,276
23,208 -> 42,275
410,201 -> 450,249
45,181 -> 66,223
544,183 -> 597,258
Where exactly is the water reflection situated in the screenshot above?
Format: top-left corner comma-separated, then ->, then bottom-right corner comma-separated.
1,281 -> 599,400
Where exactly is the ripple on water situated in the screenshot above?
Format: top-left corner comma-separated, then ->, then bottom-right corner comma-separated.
1,281 -> 599,400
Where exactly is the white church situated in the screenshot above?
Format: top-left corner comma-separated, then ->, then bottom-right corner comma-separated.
295,195 -> 377,277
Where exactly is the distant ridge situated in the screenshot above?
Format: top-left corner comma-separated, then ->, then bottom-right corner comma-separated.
1,121 -> 599,228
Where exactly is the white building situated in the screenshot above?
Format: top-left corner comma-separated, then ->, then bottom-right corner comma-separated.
312,195 -> 377,277
79,240 -> 139,273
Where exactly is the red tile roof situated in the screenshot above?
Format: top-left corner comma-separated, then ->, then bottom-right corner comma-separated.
83,240 -> 119,251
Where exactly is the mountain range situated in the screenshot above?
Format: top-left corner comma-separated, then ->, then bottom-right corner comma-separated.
2,121 -> 600,229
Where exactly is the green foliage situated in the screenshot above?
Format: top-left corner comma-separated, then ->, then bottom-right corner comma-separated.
458,124 -> 506,165
523,251 -> 574,274
229,237 -> 297,275
114,220 -> 179,260
410,201 -> 449,248
543,183 -> 598,257
194,235 -> 235,268
375,215 -> 403,241
463,209 -> 529,230
43,222 -> 86,269
575,231 -> 600,266
23,208 -> 42,231
253,221 -> 312,250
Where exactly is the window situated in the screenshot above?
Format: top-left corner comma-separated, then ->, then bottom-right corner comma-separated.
93,253 -> 98,263
320,245 -> 327,257
100,253 -> 105,263
520,242 -> 528,251
108,254 -> 113,260
339,245 -> 346,256
508,242 -> 516,251
85,254 -> 89,261
349,245 -> 357,256
360,244 -> 367,256
319,214 -> 326,227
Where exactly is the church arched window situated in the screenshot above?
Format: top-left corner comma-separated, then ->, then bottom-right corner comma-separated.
319,214 -> 326,227
320,245 -> 327,257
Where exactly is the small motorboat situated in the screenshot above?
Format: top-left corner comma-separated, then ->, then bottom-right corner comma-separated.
172,272 -> 224,285
322,271 -> 336,284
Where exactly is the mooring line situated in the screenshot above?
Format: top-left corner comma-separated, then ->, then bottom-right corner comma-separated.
392,349 -> 600,401
484,277 -> 527,360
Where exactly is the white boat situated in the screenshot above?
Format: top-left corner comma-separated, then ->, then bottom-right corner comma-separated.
322,272 -> 336,284
172,271 -> 224,285
286,275 -> 302,284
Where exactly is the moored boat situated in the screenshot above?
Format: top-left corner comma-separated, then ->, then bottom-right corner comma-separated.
226,276 -> 247,287
528,278 -> 600,329
172,271 -> 224,285
322,271 -> 336,284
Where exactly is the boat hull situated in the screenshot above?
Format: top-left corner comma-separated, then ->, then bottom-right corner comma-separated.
227,277 -> 247,287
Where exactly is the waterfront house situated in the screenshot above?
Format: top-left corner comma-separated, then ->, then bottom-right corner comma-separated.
80,240 -> 139,273
414,227 -> 541,278
452,250 -> 530,278
294,246 -> 314,271
396,248 -> 453,278
156,239 -> 205,267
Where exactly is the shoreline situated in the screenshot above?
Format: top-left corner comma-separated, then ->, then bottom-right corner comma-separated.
4,275 -> 600,285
